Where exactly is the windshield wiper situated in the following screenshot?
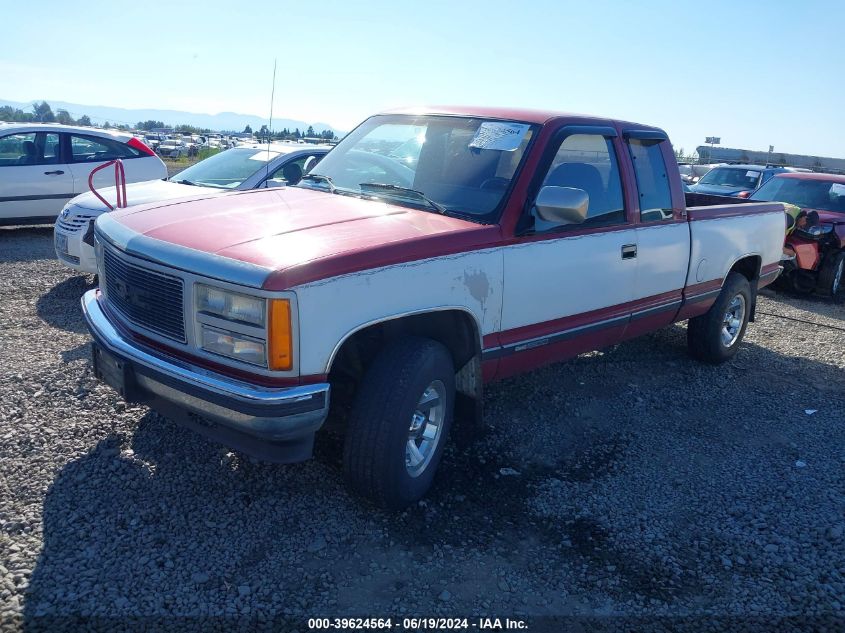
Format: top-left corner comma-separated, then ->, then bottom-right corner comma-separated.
299,173 -> 336,193
358,183 -> 446,214
172,178 -> 198,186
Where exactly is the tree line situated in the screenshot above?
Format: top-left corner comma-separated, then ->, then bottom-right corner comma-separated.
1,101 -> 338,140
1,101 -> 94,127
249,124 -> 336,142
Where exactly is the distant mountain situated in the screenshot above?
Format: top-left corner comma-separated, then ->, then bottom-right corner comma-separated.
0,98 -> 339,134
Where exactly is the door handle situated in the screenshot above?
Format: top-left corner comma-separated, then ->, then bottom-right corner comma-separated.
44,170 -> 65,175
621,244 -> 637,259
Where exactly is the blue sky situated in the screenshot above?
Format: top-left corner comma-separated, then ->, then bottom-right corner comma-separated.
2,0 -> 844,157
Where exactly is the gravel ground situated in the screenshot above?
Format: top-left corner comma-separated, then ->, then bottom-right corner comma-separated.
1,226 -> 844,631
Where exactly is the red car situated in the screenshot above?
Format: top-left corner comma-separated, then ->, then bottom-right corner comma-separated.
750,173 -> 845,296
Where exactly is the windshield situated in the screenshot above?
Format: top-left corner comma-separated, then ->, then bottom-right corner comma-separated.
751,177 -> 845,213
171,147 -> 281,188
698,167 -> 762,188
298,114 -> 536,221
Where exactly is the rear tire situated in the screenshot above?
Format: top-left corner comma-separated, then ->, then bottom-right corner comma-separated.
687,272 -> 751,364
343,337 -> 455,509
817,251 -> 845,297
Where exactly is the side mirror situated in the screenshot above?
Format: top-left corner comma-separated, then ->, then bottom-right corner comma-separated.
264,178 -> 287,189
534,186 -> 589,225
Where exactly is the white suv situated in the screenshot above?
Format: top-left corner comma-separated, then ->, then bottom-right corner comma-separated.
0,123 -> 166,226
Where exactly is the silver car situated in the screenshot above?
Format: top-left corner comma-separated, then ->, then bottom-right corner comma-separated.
54,143 -> 332,273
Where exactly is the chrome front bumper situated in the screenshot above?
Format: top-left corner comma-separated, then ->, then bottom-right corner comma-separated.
81,289 -> 330,462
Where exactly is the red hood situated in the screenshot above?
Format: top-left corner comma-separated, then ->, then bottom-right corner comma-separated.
109,187 -> 500,289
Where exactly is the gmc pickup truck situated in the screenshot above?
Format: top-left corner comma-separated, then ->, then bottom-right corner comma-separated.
81,107 -> 785,508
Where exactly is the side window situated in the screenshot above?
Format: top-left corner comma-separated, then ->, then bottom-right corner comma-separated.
70,134 -> 138,163
0,132 -> 62,166
627,139 -> 673,222
534,133 -> 625,231
269,157 -> 308,185
43,133 -> 61,164
0,133 -> 37,166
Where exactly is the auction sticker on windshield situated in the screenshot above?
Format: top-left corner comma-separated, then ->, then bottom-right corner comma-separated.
469,122 -> 530,151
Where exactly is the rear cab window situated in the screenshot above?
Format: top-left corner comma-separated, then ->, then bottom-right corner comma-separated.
626,137 -> 673,222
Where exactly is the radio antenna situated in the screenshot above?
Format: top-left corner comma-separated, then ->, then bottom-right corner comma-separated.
266,58 -> 277,185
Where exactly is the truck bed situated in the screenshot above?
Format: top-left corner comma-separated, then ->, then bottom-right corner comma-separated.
685,192 -> 785,221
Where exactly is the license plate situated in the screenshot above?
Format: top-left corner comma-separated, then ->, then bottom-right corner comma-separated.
55,233 -> 68,255
92,344 -> 137,401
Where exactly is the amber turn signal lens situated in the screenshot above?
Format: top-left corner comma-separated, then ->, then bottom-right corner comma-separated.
268,299 -> 293,371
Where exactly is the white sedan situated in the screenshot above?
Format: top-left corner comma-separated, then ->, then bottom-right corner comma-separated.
0,122 -> 166,224
54,143 -> 331,273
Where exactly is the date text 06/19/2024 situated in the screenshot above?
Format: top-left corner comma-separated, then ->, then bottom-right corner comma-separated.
307,617 -> 528,630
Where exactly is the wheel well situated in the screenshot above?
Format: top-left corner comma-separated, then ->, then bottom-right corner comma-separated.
329,310 -> 480,384
729,255 -> 761,322
325,310 -> 482,431
729,255 -> 761,282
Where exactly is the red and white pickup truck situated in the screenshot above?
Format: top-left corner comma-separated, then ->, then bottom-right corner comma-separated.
81,107 -> 785,508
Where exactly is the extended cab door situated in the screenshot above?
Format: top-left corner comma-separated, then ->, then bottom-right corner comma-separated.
620,130 -> 691,338
0,131 -> 75,221
494,126 -> 637,379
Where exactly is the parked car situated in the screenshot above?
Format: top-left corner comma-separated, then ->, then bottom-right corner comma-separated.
142,134 -> 163,151
677,162 -> 696,184
157,138 -> 188,159
689,164 -> 795,198
185,136 -> 203,156
54,143 -> 330,273
749,172 -> 845,295
81,107 -> 785,508
0,123 -> 165,225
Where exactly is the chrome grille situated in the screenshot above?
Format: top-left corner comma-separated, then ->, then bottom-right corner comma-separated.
57,213 -> 95,233
102,247 -> 186,342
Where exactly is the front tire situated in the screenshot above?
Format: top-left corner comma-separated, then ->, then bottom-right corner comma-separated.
687,272 -> 751,364
343,337 -> 455,509
817,251 -> 845,297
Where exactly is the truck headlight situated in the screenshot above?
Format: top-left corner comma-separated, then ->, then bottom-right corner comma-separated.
196,284 -> 265,326
195,285 -> 293,371
200,326 -> 266,366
